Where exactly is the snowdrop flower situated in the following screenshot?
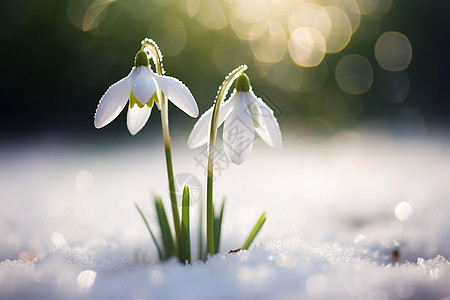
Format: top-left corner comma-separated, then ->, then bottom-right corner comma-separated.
94,50 -> 198,135
188,74 -> 282,164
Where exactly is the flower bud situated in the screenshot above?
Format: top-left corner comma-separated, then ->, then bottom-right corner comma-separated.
134,50 -> 149,67
235,74 -> 250,92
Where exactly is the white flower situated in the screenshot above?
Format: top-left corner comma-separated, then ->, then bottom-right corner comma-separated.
187,74 -> 282,165
94,50 -> 199,135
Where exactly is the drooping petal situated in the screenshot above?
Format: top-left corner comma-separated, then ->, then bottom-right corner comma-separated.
153,72 -> 199,117
94,69 -> 134,129
223,93 -> 255,165
187,106 -> 213,149
126,103 -> 152,135
244,91 -> 265,128
255,98 -> 283,149
187,94 -> 237,148
132,66 -> 156,105
218,92 -> 239,124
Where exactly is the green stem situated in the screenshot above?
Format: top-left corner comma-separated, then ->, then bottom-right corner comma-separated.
206,65 -> 248,255
181,186 -> 191,263
142,39 -> 182,261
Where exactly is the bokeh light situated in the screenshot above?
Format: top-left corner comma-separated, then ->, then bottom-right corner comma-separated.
395,201 -> 413,221
370,0 -> 393,17
195,0 -> 226,30
76,170 -> 94,192
324,7 -> 353,53
51,232 -> 67,247
2,0 -> 434,152
82,0 -> 116,32
77,270 -> 97,294
231,0 -> 269,40
375,31 -> 412,71
376,71 -> 410,103
324,0 -> 361,33
274,253 -> 297,269
335,55 -> 373,94
185,0 -> 200,17
288,3 -> 331,38
355,0 -> 379,15
250,21 -> 287,63
288,28 -> 326,67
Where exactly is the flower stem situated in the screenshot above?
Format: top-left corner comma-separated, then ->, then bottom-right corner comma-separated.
206,65 -> 248,255
141,39 -> 182,260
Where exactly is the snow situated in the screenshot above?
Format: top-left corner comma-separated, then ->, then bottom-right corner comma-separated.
1,129 -> 450,300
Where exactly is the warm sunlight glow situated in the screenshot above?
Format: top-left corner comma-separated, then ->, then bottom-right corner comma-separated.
324,7 -> 353,53
289,28 -> 326,67
250,22 -> 287,63
288,3 -> 331,38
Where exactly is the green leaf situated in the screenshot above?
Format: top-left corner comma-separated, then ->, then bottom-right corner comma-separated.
214,199 -> 225,253
134,203 -> 163,260
181,186 -> 191,264
198,200 -> 205,261
154,196 -> 176,259
242,213 -> 266,250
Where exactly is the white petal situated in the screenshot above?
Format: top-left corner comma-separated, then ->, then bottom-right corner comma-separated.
94,69 -> 134,128
219,92 -> 239,124
132,66 -> 156,105
187,106 -> 213,148
153,73 -> 199,117
127,103 -> 152,135
223,94 -> 255,165
255,98 -> 283,149
187,96 -> 237,148
244,91 -> 265,128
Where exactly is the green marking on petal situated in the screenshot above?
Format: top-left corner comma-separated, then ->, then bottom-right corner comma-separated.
235,74 -> 250,92
146,92 -> 158,108
130,90 -> 158,108
130,93 -> 136,108
134,50 -> 149,67
130,91 -> 144,108
247,105 -> 259,128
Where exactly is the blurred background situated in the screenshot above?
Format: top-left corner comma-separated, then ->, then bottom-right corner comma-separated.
1,0 -> 449,143
2,0 -> 450,272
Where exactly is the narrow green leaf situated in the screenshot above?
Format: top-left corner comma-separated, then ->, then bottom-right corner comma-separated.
214,199 -> 225,253
198,199 -> 205,261
154,196 -> 176,259
242,213 -> 267,250
181,186 -> 191,264
134,203 -> 163,260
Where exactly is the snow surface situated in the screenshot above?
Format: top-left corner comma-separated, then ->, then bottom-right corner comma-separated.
1,129 -> 450,300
